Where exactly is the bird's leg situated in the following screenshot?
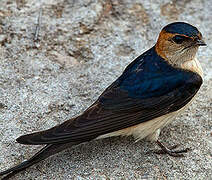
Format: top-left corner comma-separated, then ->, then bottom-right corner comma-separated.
155,140 -> 191,157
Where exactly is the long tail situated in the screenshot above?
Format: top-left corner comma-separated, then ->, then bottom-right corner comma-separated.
0,142 -> 78,179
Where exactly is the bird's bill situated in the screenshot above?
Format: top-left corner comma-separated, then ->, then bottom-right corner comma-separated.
195,39 -> 206,46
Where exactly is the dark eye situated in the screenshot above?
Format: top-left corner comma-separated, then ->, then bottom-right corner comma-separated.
172,35 -> 186,44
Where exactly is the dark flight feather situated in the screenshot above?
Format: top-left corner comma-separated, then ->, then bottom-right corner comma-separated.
0,142 -> 80,179
16,46 -> 202,145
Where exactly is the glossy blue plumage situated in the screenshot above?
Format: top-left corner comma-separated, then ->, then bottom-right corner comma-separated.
117,46 -> 195,99
98,46 -> 201,110
163,22 -> 199,37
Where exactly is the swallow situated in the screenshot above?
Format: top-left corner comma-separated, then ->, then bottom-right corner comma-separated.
0,22 -> 206,179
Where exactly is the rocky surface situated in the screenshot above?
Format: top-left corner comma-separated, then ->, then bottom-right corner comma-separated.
0,0 -> 211,179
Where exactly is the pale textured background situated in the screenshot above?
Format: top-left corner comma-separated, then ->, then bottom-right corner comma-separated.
0,0 -> 211,179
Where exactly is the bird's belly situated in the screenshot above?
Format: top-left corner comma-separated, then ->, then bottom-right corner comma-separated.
96,110 -> 180,141
97,97 -> 195,142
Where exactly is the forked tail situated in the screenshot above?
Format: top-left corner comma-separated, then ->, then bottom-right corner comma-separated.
0,142 -> 77,180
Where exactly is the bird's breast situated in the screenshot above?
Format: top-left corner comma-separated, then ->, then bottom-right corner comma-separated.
181,57 -> 203,77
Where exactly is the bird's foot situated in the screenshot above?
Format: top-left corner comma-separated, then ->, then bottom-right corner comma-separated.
154,140 -> 191,157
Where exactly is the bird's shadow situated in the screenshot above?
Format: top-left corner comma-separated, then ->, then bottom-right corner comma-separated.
35,135 -> 160,173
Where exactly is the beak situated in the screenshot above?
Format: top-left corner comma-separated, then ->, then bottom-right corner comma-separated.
196,39 -> 207,46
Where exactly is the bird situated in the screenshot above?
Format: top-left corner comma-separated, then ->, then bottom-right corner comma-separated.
0,22 -> 206,179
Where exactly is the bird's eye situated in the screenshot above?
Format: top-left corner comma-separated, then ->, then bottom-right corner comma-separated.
172,35 -> 186,44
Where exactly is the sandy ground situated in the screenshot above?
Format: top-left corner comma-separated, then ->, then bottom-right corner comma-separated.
0,0 -> 211,179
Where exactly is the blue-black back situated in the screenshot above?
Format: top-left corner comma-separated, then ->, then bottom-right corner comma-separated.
115,46 -> 199,99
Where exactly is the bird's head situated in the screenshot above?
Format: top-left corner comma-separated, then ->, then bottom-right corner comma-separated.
155,22 -> 206,67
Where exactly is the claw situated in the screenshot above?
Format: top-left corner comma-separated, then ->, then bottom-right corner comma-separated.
169,144 -> 179,150
155,140 -> 191,157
